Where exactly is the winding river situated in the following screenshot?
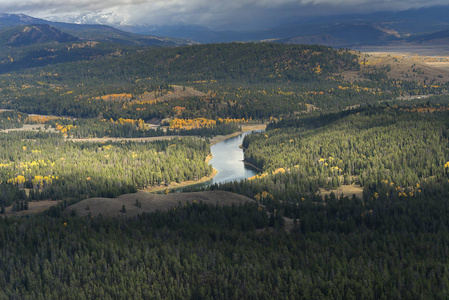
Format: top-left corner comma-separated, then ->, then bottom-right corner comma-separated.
208,131 -> 260,185
175,130 -> 261,192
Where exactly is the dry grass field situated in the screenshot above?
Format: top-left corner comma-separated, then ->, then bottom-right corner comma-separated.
63,190 -> 255,217
156,85 -> 207,101
2,200 -> 61,217
342,48 -> 449,84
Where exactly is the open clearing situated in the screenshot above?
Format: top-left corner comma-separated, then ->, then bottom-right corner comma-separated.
64,190 -> 255,217
319,184 -> 364,199
2,200 -> 61,217
156,85 -> 207,101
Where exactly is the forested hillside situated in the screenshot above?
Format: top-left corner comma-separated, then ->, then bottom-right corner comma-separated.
0,24 -> 78,47
2,43 -> 447,124
0,43 -> 358,119
0,40 -> 138,74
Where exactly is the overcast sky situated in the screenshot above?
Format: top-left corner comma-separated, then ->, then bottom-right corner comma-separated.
1,0 -> 448,30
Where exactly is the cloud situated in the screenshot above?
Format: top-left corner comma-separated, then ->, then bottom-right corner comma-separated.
1,0 -> 448,29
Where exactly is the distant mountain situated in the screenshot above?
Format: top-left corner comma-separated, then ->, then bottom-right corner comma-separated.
0,13 -> 193,47
97,6 -> 449,46
407,30 -> 449,45
276,22 -> 401,47
0,24 -> 148,74
118,24 -> 267,44
2,6 -> 449,48
0,24 -> 78,47
272,34 -> 346,47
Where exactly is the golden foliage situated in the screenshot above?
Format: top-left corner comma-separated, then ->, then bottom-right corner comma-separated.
7,175 -> 26,185
26,115 -> 58,124
169,118 -> 216,130
272,168 -> 286,175
217,118 -> 246,124
95,93 -> 133,101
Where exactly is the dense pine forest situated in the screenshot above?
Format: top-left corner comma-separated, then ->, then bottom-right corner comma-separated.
2,191 -> 449,299
0,40 -> 449,298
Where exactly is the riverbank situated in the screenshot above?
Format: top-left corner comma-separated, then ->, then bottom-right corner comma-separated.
67,124 -> 266,145
208,124 -> 267,145
140,168 -> 218,193
243,160 -> 263,172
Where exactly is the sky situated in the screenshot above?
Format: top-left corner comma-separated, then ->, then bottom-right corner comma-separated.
1,0 -> 448,30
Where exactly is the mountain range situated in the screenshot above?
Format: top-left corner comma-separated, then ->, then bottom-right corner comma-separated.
77,6 -> 449,47
1,6 -> 449,48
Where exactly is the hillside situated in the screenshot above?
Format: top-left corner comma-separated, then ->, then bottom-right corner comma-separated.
0,42 -> 448,123
0,38 -> 138,74
0,43 -> 366,119
0,24 -> 78,46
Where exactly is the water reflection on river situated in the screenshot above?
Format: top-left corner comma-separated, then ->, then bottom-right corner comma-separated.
176,131 -> 260,192
208,131 -> 260,185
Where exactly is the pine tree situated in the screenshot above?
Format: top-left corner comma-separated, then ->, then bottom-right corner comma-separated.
135,199 -> 141,208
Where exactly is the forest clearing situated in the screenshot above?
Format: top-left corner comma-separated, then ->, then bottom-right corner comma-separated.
319,184 -> 364,199
2,200 -> 61,216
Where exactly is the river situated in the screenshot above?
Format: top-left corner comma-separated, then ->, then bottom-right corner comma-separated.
173,130 -> 260,192
208,131 -> 260,185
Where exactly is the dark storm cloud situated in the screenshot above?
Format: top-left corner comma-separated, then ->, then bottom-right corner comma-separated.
1,0 -> 448,29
